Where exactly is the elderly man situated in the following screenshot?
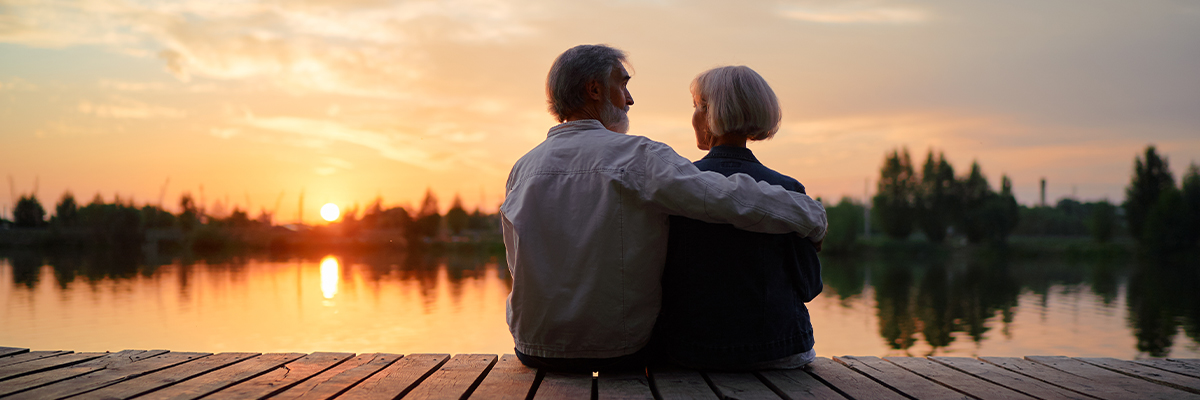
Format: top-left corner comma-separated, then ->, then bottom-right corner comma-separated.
500,44 -> 827,371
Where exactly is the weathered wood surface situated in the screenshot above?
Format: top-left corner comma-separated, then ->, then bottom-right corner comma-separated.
837,355 -> 973,400
929,356 -> 1093,400
3,346 -> 1200,399
649,366 -> 719,400
470,354 -> 538,400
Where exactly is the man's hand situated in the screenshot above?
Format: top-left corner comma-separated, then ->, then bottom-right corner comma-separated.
813,239 -> 823,253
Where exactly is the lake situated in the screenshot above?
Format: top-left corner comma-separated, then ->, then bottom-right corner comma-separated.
2,242 -> 1198,358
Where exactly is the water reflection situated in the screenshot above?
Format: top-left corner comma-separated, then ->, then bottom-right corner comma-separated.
1,245 -> 1198,358
320,256 -> 339,300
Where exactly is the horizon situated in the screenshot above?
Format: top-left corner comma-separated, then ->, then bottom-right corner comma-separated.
3,0 -> 1199,223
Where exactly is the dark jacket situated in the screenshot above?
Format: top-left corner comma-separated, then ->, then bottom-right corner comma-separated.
654,145 -> 822,366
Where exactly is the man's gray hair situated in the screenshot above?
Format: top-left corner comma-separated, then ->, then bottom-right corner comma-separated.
691,65 -> 781,141
547,44 -> 627,122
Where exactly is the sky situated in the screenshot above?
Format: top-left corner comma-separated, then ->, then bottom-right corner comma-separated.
2,0 -> 1199,223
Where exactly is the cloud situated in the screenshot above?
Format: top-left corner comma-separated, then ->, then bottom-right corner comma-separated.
778,1 -> 928,24
1,0 -> 537,97
238,114 -> 451,169
77,98 -> 187,118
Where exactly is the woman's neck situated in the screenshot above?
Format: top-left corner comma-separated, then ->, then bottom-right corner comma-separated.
709,134 -> 747,148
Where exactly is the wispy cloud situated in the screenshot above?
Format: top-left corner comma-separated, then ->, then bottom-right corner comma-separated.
237,115 -> 451,170
1,0 -> 536,98
778,1 -> 928,24
78,98 -> 186,118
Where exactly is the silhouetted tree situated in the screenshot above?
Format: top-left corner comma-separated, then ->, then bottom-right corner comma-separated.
1182,163 -> 1200,247
1124,146 -> 1175,244
414,188 -> 441,239
918,150 -> 956,243
445,194 -> 469,235
52,192 -> 79,227
14,195 -> 46,228
1088,200 -> 1117,243
957,162 -> 992,243
179,193 -> 199,232
824,197 -> 864,252
873,148 -> 917,240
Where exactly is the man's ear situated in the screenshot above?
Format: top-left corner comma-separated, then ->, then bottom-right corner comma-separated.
584,80 -> 604,101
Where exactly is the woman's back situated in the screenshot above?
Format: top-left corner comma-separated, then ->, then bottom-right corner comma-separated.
654,145 -> 822,369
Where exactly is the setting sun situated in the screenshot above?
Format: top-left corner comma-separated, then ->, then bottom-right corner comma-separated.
320,203 -> 340,222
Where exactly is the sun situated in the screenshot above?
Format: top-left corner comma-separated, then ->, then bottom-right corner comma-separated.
320,203 -> 340,222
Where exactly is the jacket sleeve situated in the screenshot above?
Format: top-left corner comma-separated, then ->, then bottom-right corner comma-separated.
638,142 -> 827,241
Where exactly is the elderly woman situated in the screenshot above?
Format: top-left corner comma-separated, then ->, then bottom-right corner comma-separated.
653,66 -> 822,370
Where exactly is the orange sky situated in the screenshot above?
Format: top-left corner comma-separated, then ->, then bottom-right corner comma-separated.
3,0 -> 1199,223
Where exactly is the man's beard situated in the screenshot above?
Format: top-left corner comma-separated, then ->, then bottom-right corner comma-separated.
599,98 -> 630,134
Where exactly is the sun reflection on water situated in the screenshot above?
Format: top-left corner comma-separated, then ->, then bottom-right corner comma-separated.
320,256 -> 339,301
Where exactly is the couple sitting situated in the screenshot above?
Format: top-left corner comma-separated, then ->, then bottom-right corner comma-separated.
500,44 -> 825,372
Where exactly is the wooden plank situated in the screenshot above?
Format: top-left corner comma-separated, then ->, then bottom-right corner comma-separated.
597,370 -> 653,399
886,357 -> 1035,400
532,371 -> 592,400
133,352 -> 305,400
929,357 -> 1094,400
74,352 -> 260,400
0,352 -> 108,381
0,351 -> 72,368
835,356 -> 971,400
804,358 -> 905,400
471,354 -> 539,400
983,357 -> 1167,400
5,351 -> 209,400
203,352 -> 354,400
336,353 -> 449,400
0,350 -> 163,397
1175,359 -> 1200,367
1076,357 -> 1200,394
649,366 -> 718,400
269,353 -> 400,400
1134,359 -> 1200,379
0,347 -> 30,358
403,354 -> 497,400
704,372 -> 780,400
757,368 -> 846,400
1026,356 -> 1200,400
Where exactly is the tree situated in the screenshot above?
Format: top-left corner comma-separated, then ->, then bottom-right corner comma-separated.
1088,200 -> 1117,243
824,197 -> 864,252
1124,146 -> 1175,243
14,195 -> 46,228
994,175 -> 1020,241
52,192 -> 79,227
957,161 -> 992,243
1181,163 -> 1200,247
872,148 -> 918,240
179,193 -> 200,232
414,188 -> 441,239
445,194 -> 469,235
918,150 -> 955,242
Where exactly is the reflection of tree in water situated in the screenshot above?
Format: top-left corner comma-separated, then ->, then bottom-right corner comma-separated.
870,246 -> 1021,355
1125,250 -> 1200,357
818,254 -> 866,304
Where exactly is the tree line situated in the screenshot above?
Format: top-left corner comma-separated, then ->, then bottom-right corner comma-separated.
821,145 -> 1200,252
1,188 -> 498,251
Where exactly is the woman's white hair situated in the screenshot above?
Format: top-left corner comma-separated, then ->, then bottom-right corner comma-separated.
691,66 -> 781,141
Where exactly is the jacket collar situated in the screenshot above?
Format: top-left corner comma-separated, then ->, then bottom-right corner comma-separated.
548,119 -> 609,138
702,146 -> 760,164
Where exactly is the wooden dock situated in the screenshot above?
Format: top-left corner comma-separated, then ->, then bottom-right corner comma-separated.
1,346 -> 1198,399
